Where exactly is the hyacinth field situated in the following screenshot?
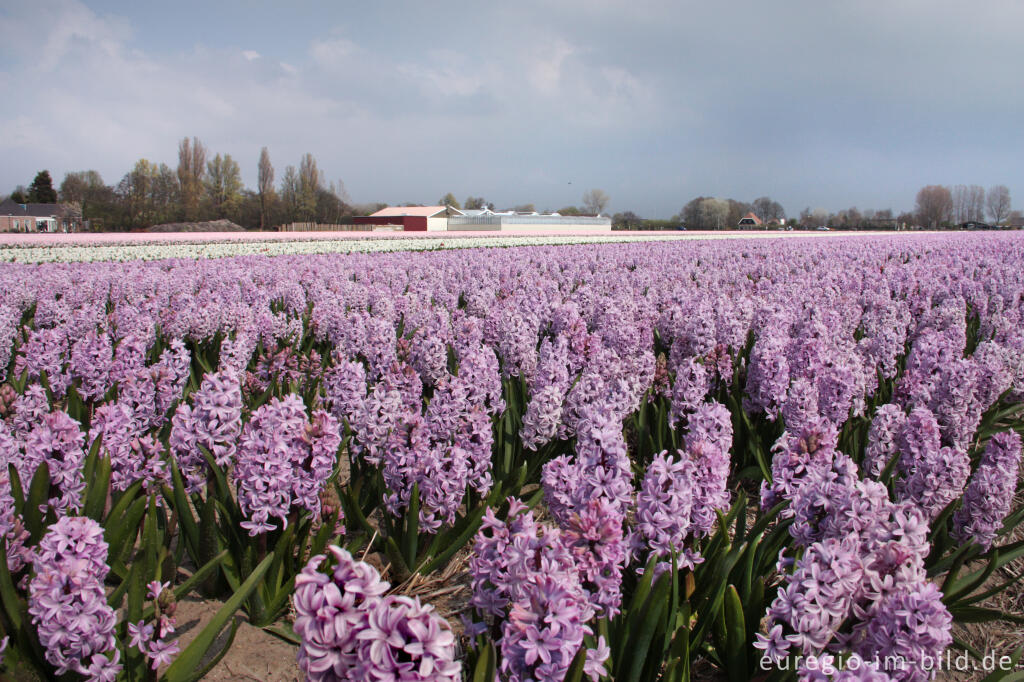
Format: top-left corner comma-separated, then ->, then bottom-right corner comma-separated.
1,232 -> 1023,681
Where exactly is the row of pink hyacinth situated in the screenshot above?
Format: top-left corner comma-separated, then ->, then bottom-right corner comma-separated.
1,233 -> 1024,679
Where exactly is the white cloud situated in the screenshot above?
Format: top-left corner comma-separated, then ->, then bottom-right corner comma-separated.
2,0 -> 1022,217
525,40 -> 575,95
309,37 -> 357,68
397,49 -> 489,97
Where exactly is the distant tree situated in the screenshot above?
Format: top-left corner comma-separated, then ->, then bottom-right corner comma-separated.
705,198 -> 731,229
1008,209 -> 1023,225
316,186 -> 350,224
726,199 -> 753,228
234,190 -> 262,229
581,188 -> 610,215
351,202 -> 388,216
128,159 -> 156,226
751,196 -> 785,223
60,171 -> 92,205
10,187 -> 27,204
298,153 -> 322,221
799,207 -> 829,227
556,206 -> 582,216
177,137 -> 207,221
895,211 -> 915,229
116,160 -> 150,229
464,196 -> 487,210
951,185 -> 986,223
915,185 -> 953,228
27,170 -> 58,203
966,185 -> 985,222
512,203 -> 536,213
837,206 -> 862,229
612,211 -> 642,230
438,192 -> 461,209
280,165 -> 300,221
987,185 -> 1011,225
952,185 -> 967,224
258,147 -> 275,231
59,171 -> 114,225
681,196 -> 736,229
751,197 -> 771,223
206,153 -> 243,219
681,196 -> 707,228
330,179 -> 351,206
151,163 -> 180,224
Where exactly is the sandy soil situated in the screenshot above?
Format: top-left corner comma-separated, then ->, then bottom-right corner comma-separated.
171,598 -> 301,681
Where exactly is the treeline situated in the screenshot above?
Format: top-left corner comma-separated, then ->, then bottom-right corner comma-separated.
10,138 -> 354,231
615,185 -> 1019,232
914,184 -> 1016,229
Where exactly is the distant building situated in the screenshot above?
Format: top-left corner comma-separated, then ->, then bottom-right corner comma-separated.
0,199 -> 83,233
354,205 -> 612,232
353,205 -> 461,231
447,212 -> 611,232
737,212 -> 763,227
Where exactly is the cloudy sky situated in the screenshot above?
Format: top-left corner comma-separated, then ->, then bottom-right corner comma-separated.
1,0 -> 1021,218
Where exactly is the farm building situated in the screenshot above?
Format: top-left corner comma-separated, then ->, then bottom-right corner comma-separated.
737,212 -> 763,227
447,212 -> 611,232
354,205 -> 612,232
0,198 -> 83,233
353,206 -> 460,231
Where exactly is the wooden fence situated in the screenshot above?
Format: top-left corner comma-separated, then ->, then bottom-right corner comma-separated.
277,222 -> 360,232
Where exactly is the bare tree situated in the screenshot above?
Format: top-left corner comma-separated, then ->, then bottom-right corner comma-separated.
952,185 -> 987,223
987,185 -> 1011,225
258,147 -> 275,230
726,199 -> 753,228
915,185 -> 953,228
581,188 -> 610,215
751,196 -> 772,224
752,196 -> 785,224
951,185 -> 967,224
330,179 -> 351,206
177,137 -> 207,221
967,185 -> 985,222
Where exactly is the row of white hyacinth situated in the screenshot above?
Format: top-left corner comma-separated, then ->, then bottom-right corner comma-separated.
0,234 -> 687,263
0,230 -> 874,264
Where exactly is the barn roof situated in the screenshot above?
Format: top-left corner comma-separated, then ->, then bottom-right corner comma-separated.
369,206 -> 462,218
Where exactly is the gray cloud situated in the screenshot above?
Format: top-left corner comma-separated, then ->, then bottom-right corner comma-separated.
1,0 -> 1021,218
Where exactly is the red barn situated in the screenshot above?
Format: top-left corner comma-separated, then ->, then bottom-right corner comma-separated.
353,206 -> 461,232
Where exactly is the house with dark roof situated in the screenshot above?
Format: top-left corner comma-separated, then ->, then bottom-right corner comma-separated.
0,199 -> 83,233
